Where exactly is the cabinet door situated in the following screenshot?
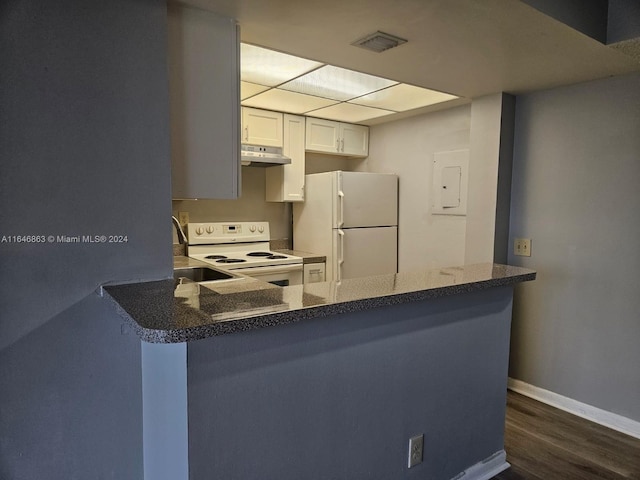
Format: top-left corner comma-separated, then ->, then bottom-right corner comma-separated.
266,114 -> 305,202
242,107 -> 283,147
168,5 -> 240,199
340,123 -> 369,157
303,262 -> 325,283
305,117 -> 340,154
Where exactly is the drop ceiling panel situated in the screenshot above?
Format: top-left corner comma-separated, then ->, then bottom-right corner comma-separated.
240,81 -> 270,100
241,43 -> 323,87
280,65 -> 398,101
350,84 -> 458,111
242,88 -> 339,114
198,0 -> 640,99
308,103 -> 394,123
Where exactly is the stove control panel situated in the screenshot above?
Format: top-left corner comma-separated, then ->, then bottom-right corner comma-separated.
187,221 -> 270,245
223,224 -> 242,234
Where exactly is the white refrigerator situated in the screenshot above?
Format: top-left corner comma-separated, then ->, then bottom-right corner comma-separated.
293,171 -> 398,282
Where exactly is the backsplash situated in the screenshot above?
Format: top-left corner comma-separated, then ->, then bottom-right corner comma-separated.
269,238 -> 291,250
173,243 -> 187,256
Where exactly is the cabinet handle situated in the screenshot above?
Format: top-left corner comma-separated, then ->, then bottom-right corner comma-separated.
341,138 -> 344,152
336,138 -> 340,152
244,126 -> 249,142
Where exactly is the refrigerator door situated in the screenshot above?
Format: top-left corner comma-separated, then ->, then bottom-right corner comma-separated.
335,171 -> 398,228
332,226 -> 397,281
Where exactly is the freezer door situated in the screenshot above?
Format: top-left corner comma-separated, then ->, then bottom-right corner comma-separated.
335,171 -> 398,228
333,226 -> 397,281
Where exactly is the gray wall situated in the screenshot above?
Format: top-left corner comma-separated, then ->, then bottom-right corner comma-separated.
508,72 -> 640,422
0,295 -> 143,480
521,0 -> 609,42
0,0 -> 171,476
608,0 -> 640,43
187,287 -> 514,480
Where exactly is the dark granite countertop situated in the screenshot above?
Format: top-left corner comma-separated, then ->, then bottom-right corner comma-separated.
100,263 -> 535,344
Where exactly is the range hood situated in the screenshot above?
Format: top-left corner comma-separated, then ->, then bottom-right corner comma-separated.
241,145 -> 291,167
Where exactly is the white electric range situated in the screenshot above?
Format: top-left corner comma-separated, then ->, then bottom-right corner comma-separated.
186,222 -> 303,286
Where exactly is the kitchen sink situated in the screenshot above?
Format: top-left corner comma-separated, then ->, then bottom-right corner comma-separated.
173,267 -> 236,282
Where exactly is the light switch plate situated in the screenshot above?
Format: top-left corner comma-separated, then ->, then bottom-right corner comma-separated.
514,238 -> 531,257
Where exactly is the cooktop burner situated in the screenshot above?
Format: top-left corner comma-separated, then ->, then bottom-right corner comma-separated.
246,252 -> 289,260
216,258 -> 246,264
205,254 -> 227,260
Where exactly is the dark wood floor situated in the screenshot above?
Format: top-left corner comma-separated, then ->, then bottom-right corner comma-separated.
492,391 -> 640,480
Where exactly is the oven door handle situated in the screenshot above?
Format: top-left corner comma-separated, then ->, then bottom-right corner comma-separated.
240,264 -> 303,275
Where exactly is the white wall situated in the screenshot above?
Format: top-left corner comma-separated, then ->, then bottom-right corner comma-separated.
465,93 -> 515,265
509,72 -> 640,423
305,152 -> 353,174
356,105 -> 471,271
172,167 -> 291,241
172,152 -> 355,244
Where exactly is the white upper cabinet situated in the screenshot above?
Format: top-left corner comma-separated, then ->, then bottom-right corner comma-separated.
340,122 -> 369,157
168,5 -> 240,199
242,107 -> 283,147
305,117 -> 340,153
266,114 -> 305,202
305,117 -> 368,157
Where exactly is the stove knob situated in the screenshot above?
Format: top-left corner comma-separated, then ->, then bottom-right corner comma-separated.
249,225 -> 256,232
196,227 -> 204,235
206,226 -> 214,234
258,225 -> 264,233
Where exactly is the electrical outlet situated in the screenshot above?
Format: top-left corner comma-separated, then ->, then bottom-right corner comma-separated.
514,238 -> 531,257
408,434 -> 424,468
178,211 -> 189,227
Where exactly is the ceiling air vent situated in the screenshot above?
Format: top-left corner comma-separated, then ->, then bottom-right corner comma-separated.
351,31 -> 407,53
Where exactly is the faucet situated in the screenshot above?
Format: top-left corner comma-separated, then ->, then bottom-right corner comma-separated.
172,216 -> 188,244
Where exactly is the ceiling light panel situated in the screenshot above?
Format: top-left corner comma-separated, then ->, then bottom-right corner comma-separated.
242,89 -> 339,115
241,43 -> 323,87
240,81 -> 270,100
280,65 -> 398,101
308,103 -> 394,123
350,83 -> 458,111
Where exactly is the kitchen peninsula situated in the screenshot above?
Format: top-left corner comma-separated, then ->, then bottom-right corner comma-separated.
102,262 -> 534,480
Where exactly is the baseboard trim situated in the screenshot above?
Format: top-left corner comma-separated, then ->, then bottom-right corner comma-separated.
449,450 -> 509,480
508,378 -> 640,440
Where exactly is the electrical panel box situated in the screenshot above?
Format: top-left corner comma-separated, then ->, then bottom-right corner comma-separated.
432,149 -> 469,216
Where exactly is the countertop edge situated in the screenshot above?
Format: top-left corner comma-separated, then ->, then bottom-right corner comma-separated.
102,265 -> 535,344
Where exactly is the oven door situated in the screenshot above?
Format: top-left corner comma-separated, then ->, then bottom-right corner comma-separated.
237,264 -> 303,287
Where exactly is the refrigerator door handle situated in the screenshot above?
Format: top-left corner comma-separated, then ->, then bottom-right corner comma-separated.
337,229 -> 345,281
337,190 -> 345,228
